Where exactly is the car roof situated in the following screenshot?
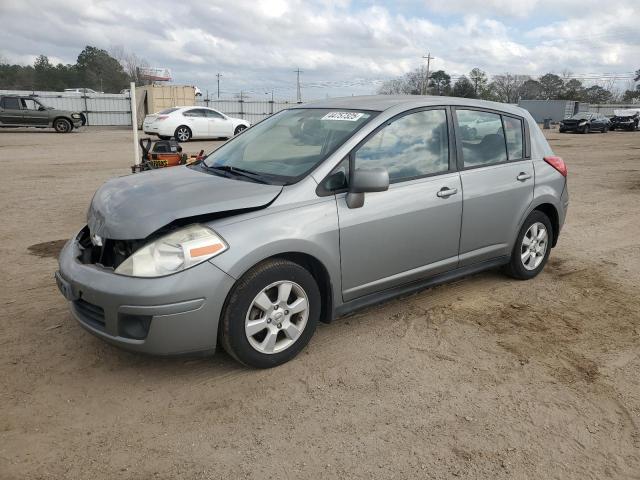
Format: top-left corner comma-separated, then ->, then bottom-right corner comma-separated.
295,95 -> 528,116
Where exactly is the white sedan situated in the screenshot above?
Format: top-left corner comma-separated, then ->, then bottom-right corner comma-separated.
143,106 -> 250,141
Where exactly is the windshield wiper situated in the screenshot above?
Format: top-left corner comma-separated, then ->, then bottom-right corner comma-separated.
205,165 -> 269,184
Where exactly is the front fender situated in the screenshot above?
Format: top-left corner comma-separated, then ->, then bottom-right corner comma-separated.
207,198 -> 342,305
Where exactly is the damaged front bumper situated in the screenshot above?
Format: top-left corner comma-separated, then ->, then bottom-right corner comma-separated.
56,236 -> 236,355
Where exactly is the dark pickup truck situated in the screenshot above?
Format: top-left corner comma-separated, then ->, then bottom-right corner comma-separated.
0,94 -> 84,133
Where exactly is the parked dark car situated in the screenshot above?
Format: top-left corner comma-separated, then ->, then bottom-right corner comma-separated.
0,94 -> 84,133
559,112 -> 609,133
609,110 -> 639,131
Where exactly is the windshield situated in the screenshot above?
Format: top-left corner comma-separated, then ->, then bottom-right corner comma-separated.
203,108 -> 376,183
570,112 -> 593,120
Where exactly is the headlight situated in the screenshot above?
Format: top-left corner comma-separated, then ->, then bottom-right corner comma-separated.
578,120 -> 587,125
71,113 -> 81,119
115,224 -> 228,278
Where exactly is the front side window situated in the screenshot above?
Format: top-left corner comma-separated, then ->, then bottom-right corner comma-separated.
203,108 -> 375,184
503,116 -> 524,160
354,109 -> 449,182
21,99 -> 39,110
205,109 -> 225,119
457,109 -> 507,167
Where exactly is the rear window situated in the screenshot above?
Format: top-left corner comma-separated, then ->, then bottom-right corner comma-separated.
456,110 -> 507,167
1,97 -> 21,109
158,108 -> 179,115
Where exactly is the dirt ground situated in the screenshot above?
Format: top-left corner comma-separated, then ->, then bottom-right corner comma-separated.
1,125 -> 639,480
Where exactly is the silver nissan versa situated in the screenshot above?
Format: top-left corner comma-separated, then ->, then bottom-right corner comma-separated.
56,96 -> 569,368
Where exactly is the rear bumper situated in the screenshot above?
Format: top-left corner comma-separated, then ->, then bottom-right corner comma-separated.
56,237 -> 236,355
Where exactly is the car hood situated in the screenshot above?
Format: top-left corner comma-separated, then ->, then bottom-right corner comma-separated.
87,165 -> 282,240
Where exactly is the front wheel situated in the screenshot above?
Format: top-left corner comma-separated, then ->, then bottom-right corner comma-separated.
234,125 -> 247,135
505,210 -> 553,280
174,125 -> 192,142
219,259 -> 320,368
54,118 -> 72,133
581,124 -> 589,134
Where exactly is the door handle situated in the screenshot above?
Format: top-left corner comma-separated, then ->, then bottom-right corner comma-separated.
517,172 -> 532,181
437,187 -> 458,198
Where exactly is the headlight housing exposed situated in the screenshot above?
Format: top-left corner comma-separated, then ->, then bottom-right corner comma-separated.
115,224 -> 227,278
71,113 -> 81,119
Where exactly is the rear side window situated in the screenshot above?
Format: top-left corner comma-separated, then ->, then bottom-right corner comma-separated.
355,109 -> 449,182
503,116 -> 524,160
205,109 -> 225,119
183,109 -> 206,117
1,97 -> 21,109
456,110 -> 507,167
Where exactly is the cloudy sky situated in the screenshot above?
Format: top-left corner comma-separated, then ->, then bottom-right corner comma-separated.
1,0 -> 638,99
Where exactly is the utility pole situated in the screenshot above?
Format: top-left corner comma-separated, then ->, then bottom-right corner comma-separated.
422,52 -> 434,95
216,73 -> 222,99
294,68 -> 303,103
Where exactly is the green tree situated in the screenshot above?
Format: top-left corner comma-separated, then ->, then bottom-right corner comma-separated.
428,70 -> 451,95
538,73 -> 564,99
468,68 -> 488,96
452,76 -> 476,98
76,46 -> 130,92
560,78 -> 584,100
519,79 -> 543,99
582,85 -> 612,104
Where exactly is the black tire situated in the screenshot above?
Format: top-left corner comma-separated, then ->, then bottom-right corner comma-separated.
602,126 -> 609,133
234,125 -> 247,135
79,113 -> 87,126
505,210 -> 553,280
559,128 -> 566,133
219,259 -> 321,368
174,125 -> 192,142
581,124 -> 589,134
159,135 -> 171,140
53,118 -> 72,133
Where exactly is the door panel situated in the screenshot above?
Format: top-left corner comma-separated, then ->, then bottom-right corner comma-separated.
337,172 -> 462,301
20,99 -> 49,126
208,118 -> 233,137
458,160 -> 534,265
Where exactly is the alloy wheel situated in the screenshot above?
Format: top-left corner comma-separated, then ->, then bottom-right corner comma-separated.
176,127 -> 190,141
245,280 -> 309,354
521,222 -> 548,271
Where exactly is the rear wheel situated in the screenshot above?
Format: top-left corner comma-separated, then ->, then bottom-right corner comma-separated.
219,259 -> 320,368
54,118 -> 72,133
174,125 -> 192,142
505,210 -> 553,280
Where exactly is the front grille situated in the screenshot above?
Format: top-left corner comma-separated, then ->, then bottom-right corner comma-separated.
73,299 -> 106,331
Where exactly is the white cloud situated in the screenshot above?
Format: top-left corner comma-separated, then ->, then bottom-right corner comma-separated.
0,0 -> 637,99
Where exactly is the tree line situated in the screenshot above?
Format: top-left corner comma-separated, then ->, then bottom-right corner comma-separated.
0,46 -> 150,93
378,67 -> 640,104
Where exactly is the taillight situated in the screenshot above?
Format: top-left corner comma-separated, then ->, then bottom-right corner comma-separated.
544,156 -> 567,177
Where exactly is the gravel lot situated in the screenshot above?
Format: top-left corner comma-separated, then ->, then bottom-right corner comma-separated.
1,126 -> 639,479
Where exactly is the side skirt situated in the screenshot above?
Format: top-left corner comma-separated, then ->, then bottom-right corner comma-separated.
333,256 -> 510,319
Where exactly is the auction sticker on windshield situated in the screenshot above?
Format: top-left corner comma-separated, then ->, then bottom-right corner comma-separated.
321,111 -> 365,121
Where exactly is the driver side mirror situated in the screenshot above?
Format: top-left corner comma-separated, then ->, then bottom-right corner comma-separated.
38,106 -> 46,111
346,167 -> 389,209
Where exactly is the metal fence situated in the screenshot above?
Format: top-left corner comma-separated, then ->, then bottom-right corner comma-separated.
195,99 -> 298,124
0,90 -> 300,126
0,89 -> 131,126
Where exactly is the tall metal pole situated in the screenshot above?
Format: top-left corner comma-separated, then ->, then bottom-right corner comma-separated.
129,81 -> 140,166
422,53 -> 434,95
294,68 -> 303,103
216,73 -> 222,99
